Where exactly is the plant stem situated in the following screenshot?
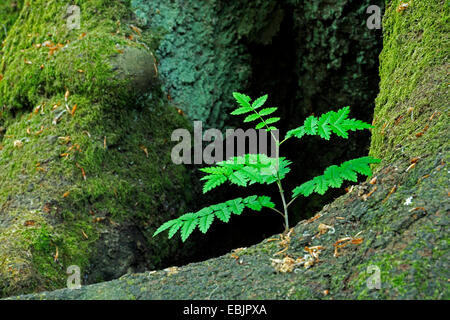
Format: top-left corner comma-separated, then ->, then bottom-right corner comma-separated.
269,207 -> 286,219
276,180 -> 289,231
249,105 -> 278,144
251,101 -> 289,231
286,195 -> 299,208
278,137 -> 290,146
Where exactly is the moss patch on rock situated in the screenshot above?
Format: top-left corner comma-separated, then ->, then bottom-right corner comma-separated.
0,0 -> 192,297
369,0 -> 449,164
0,0 -> 23,45
9,153 -> 449,299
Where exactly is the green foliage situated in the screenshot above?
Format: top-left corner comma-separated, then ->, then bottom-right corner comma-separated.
292,157 -> 381,198
153,196 -> 275,242
285,106 -> 372,140
200,154 -> 291,193
154,92 -> 380,241
231,92 -> 280,131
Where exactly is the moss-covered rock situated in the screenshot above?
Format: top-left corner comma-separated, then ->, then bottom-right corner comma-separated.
0,0 -> 193,297
0,1 -> 23,45
7,0 -> 448,300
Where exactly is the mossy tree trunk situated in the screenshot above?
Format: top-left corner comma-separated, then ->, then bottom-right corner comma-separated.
8,0 -> 448,300
0,0 -> 193,297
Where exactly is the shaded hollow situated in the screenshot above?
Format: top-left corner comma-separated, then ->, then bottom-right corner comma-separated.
165,0 -> 384,266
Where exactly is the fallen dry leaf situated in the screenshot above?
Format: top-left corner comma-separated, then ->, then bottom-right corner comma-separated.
140,145 -> 149,158
382,185 -> 397,203
317,223 -> 335,235
13,140 -> 23,148
129,24 -> 142,36
24,220 -> 36,227
165,266 -> 179,276
54,246 -> 59,262
333,237 -> 364,257
70,104 -> 77,116
271,257 -> 297,273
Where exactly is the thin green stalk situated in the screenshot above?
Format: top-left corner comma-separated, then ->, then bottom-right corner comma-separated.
276,180 -> 289,231
249,107 -> 278,145
286,195 -> 299,208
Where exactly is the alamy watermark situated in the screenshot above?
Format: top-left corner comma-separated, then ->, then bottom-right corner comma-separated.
171,121 -> 279,173
67,265 -> 81,289
366,265 -> 381,290
366,5 -> 382,30
66,5 -> 81,30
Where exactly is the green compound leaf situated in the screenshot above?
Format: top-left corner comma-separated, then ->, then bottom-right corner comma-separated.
233,92 -> 251,108
168,220 -> 183,239
244,113 -> 260,123
252,94 -> 268,109
258,107 -> 277,116
198,214 -> 215,233
285,106 -> 372,141
255,122 -> 266,130
265,117 -> 280,125
231,94 -> 278,133
153,196 -> 276,241
231,106 -> 253,115
202,174 -> 227,193
181,218 -> 198,242
304,116 -> 318,135
291,156 -> 381,199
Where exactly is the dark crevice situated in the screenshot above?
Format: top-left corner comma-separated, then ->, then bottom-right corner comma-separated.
158,2 -> 382,268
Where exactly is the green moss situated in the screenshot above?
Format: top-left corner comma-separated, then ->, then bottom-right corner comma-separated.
369,0 -> 449,165
0,0 -> 162,112
351,235 -> 449,300
0,1 -> 23,44
0,0 -> 192,297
